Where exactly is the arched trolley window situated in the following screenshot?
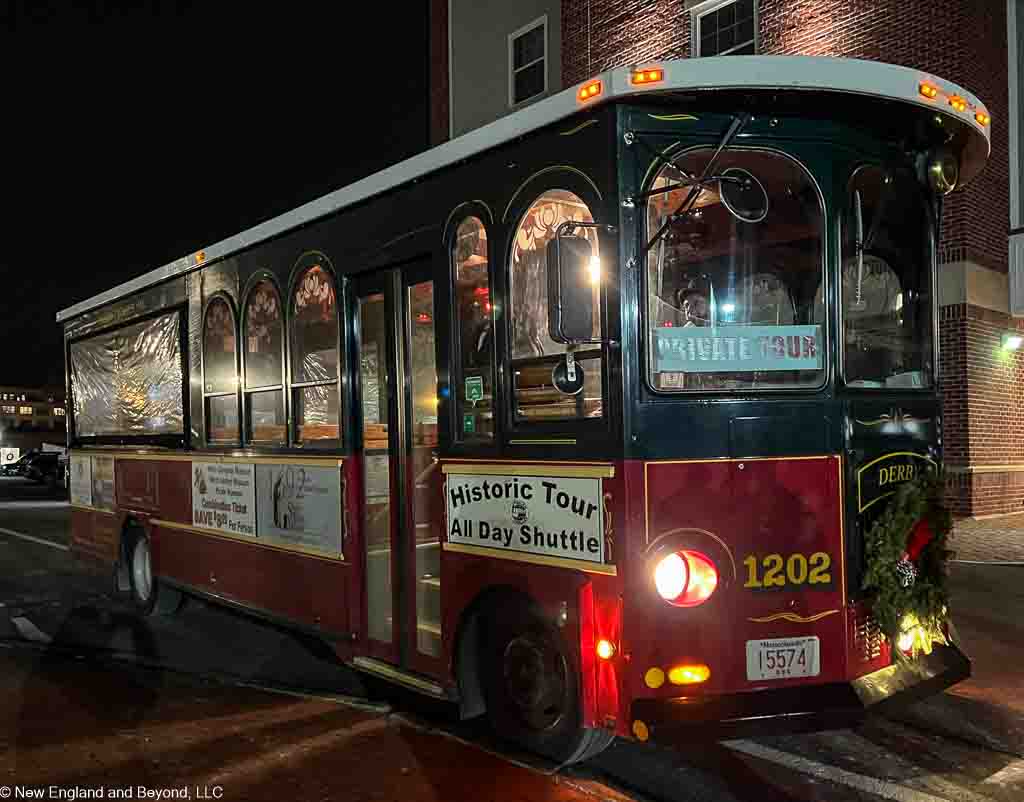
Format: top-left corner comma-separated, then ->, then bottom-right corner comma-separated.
242,278 -> 286,444
509,189 -> 603,420
290,255 -> 341,446
452,216 -> 496,439
202,295 -> 240,444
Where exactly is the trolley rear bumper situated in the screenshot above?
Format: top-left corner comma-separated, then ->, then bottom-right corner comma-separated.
629,643 -> 970,743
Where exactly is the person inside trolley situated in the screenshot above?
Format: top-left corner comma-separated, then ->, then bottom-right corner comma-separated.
675,278 -> 711,327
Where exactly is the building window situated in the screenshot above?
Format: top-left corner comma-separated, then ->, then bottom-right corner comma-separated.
290,256 -> 340,446
452,216 -> 495,440
692,0 -> 756,57
2,405 -> 14,415
243,279 -> 286,445
18,406 -> 32,416
53,407 -> 65,417
509,16 -> 547,107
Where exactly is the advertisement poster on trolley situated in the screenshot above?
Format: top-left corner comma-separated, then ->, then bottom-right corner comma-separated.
192,462 -> 256,536
255,464 -> 343,557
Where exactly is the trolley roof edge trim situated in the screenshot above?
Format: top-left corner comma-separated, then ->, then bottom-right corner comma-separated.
57,55 -> 991,324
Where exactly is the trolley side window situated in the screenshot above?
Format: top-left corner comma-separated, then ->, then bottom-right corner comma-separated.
841,166 -> 933,389
69,310 -> 185,438
509,190 -> 603,420
242,279 -> 286,444
452,216 -> 496,440
645,149 -> 825,392
290,258 -> 341,446
202,296 -> 240,444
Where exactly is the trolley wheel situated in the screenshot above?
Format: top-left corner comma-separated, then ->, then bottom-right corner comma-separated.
480,606 -> 613,765
127,530 -> 182,617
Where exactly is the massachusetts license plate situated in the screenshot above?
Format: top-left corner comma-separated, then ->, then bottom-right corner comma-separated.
746,636 -> 820,681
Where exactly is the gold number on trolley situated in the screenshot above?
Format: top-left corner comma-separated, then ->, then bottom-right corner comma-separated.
762,554 -> 785,587
786,553 -> 809,585
743,555 -> 762,589
808,551 -> 832,584
742,551 -> 833,590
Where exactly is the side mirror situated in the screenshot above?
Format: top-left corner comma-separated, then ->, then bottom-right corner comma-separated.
546,234 -> 597,344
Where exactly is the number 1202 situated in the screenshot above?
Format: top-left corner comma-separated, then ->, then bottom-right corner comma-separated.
743,552 -> 832,589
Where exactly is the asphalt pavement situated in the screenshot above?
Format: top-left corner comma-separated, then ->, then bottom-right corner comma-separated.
1,475 -> 1023,802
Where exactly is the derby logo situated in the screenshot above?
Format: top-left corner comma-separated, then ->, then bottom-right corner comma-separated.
856,452 -> 936,513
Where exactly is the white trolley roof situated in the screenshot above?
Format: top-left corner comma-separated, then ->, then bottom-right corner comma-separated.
58,55 -> 991,323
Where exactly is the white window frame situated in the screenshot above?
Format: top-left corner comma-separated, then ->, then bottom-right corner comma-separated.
690,0 -> 758,58
1010,0 -> 1024,315
1009,0 -> 1020,230
508,15 -> 548,108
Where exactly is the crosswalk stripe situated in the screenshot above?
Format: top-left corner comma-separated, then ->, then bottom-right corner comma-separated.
726,740 -> 994,802
0,526 -> 68,551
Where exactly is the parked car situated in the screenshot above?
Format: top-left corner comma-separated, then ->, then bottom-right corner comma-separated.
1,453 -> 35,477
24,452 -> 61,486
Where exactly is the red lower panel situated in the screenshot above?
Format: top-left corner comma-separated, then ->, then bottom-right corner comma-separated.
627,456 -> 848,699
152,526 -> 351,635
70,508 -> 120,566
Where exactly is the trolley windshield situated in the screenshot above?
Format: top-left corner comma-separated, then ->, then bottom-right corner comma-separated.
645,148 -> 826,392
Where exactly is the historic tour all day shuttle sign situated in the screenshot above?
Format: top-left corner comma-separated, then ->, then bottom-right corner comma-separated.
446,472 -> 604,564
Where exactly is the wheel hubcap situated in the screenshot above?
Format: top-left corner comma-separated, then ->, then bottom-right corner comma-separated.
503,633 -> 567,732
132,539 -> 152,603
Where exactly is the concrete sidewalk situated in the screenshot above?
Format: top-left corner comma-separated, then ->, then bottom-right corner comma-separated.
949,514 -> 1024,562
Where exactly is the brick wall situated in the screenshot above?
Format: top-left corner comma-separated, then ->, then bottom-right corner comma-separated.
563,0 -> 691,85
941,304 -> 1024,515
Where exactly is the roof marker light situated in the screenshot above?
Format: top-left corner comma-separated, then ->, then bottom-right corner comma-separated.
632,67 -> 665,86
948,95 -> 967,113
918,82 -> 939,100
975,111 -> 991,127
578,80 -> 603,103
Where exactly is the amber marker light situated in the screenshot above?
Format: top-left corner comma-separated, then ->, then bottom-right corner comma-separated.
596,639 -> 616,660
644,667 -> 666,689
975,111 -> 991,126
668,664 -> 711,685
578,80 -> 603,102
632,67 -> 664,85
918,82 -> 939,100
948,95 -> 968,113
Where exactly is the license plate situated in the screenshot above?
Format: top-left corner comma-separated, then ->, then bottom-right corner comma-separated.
746,636 -> 820,681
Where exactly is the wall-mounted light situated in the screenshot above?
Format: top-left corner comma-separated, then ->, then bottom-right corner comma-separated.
1001,333 -> 1023,351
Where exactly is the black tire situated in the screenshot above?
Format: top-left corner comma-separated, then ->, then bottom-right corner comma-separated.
480,605 -> 613,765
127,530 -> 182,617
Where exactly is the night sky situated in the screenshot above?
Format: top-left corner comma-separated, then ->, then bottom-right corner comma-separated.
0,2 -> 429,390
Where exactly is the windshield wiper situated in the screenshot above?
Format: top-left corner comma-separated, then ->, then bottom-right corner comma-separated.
852,171 -> 895,309
643,113 -> 752,258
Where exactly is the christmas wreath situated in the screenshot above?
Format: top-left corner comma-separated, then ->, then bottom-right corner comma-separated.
860,474 -> 952,657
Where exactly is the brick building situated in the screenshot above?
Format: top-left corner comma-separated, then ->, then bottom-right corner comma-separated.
429,0 -> 1024,516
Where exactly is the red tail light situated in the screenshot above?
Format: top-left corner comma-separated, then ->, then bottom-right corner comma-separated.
653,549 -> 719,607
